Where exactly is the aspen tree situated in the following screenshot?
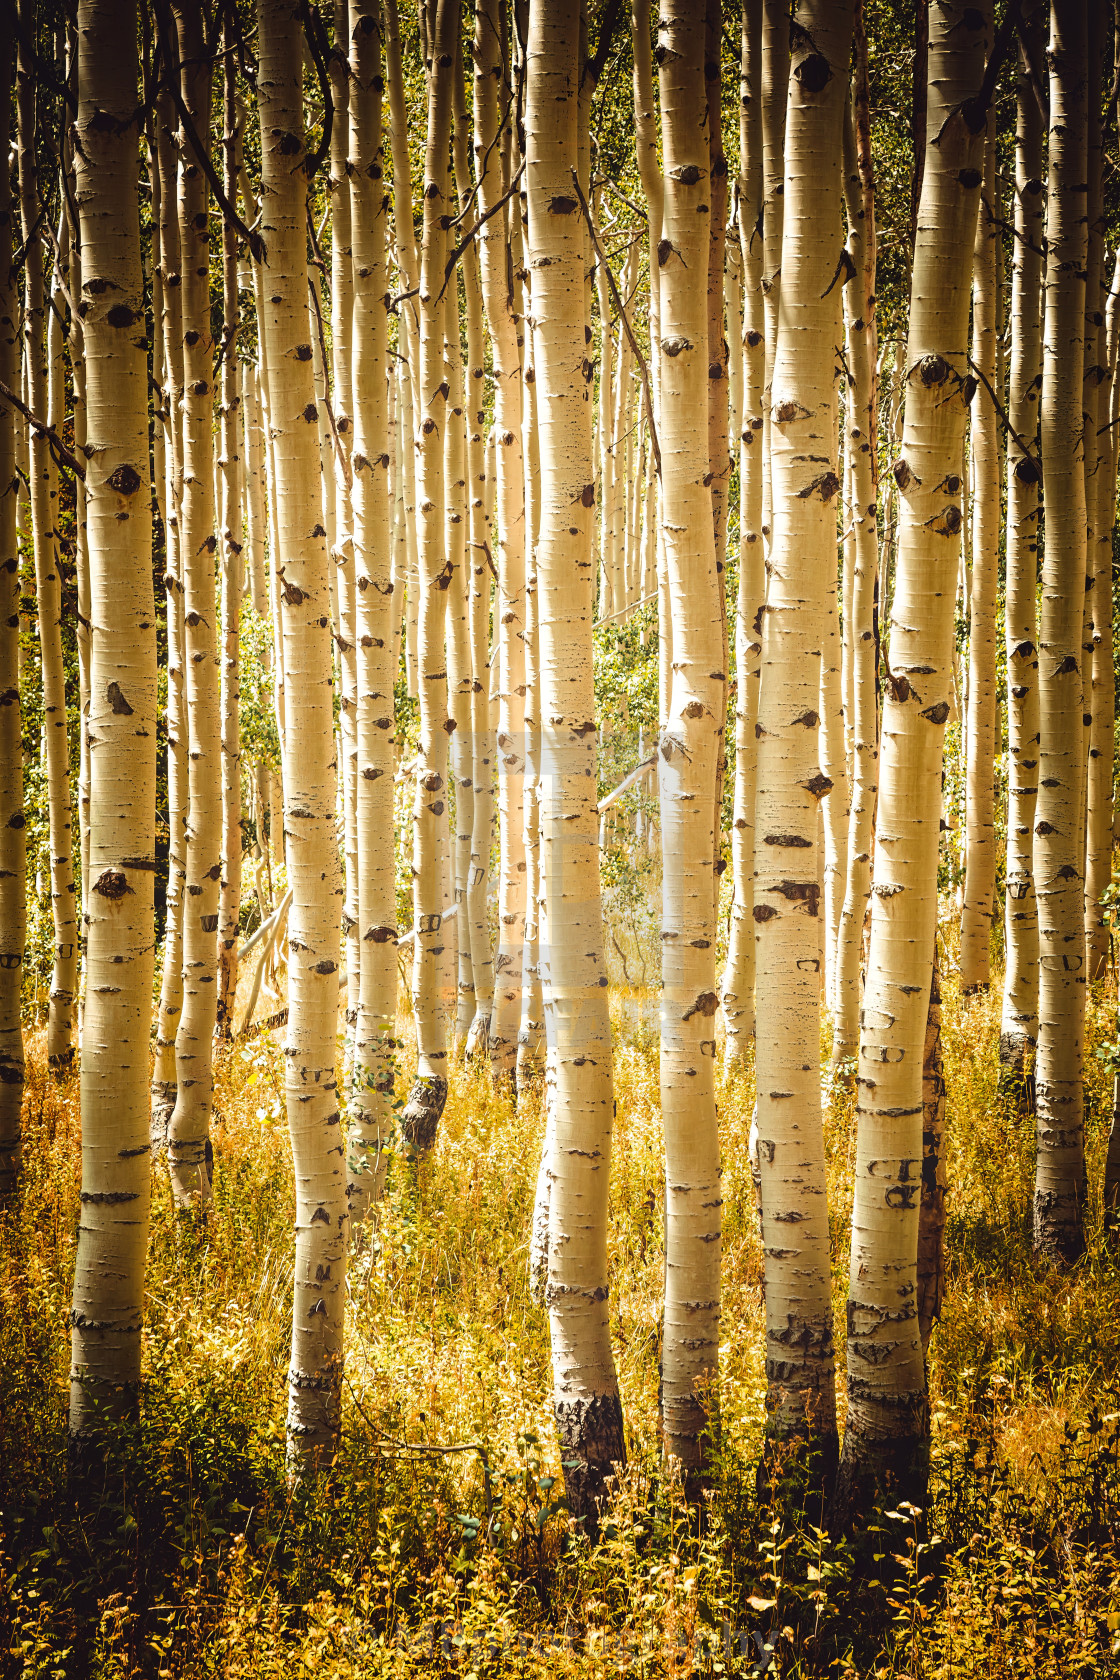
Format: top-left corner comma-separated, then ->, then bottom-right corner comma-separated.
518,292 -> 545,1087
69,0 -> 156,1430
451,50 -> 494,1060
526,0 -> 626,1524
837,0 -> 988,1512
1083,5 -> 1112,985
653,0 -> 726,1490
17,31 -> 78,1068
753,0 -> 852,1470
721,0 -> 764,1064
216,44 -> 243,1040
151,80 -> 187,1147
0,35 -> 25,1200
330,3 -> 360,1047
348,0 -> 396,1215
833,29 -> 879,1069
959,115 -> 999,994
474,0 -> 528,1091
1000,13 -> 1044,1084
443,281 -> 472,1040
257,0 -> 347,1472
1033,0 -> 1089,1265
917,957 -> 946,1349
166,0 -> 220,1211
759,0 -> 789,539
399,0 -> 458,1152
705,0 -> 729,578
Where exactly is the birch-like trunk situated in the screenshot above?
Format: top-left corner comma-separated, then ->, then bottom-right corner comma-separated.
151,83 -> 187,1147
347,0 -> 396,1216
655,0 -> 725,1492
0,35 -> 25,1199
754,0 -> 852,1472
959,115 -> 999,994
400,0 -> 458,1152
69,0 -> 156,1431
723,0 -> 763,1065
1033,0 -> 1089,1265
999,11 -> 1044,1087
836,0 -> 988,1515
17,33 -> 77,1068
331,2 -> 360,1052
526,0 -> 626,1527
475,0 -> 527,1091
1082,2 -> 1112,986
257,0 -> 347,1471
167,0 -> 220,1211
832,40 -> 879,1069
216,47 -> 243,1040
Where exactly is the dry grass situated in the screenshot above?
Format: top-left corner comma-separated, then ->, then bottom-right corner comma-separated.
2,953 -> 1120,1676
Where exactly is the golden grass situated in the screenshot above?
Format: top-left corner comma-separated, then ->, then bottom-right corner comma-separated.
2,954 -> 1120,1676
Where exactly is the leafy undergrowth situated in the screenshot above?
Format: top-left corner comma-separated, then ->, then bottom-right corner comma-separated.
2,969 -> 1120,1677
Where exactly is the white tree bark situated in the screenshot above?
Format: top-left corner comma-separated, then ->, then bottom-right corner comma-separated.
1000,12 -> 1044,1083
258,0 -> 347,1472
754,0 -> 852,1467
655,0 -> 725,1491
69,0 -> 156,1432
400,0 -> 458,1152
347,0 -> 396,1217
167,0 -> 220,1211
527,0 -> 626,1526
0,34 -> 25,1200
17,33 -> 77,1069
837,0 -> 988,1513
1033,0 -> 1089,1264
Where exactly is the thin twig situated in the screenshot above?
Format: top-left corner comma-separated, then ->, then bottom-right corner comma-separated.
966,353 -> 1040,472
594,589 -> 657,629
570,168 -> 662,481
0,379 -> 85,481
151,0 -> 267,264
438,163 -> 525,305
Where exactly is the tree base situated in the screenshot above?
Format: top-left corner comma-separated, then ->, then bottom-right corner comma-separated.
830,1426 -> 929,1538
757,1424 -> 839,1523
399,1075 -> 447,1154
997,1032 -> 1035,1116
1032,1189 -> 1086,1265
555,1391 -> 626,1536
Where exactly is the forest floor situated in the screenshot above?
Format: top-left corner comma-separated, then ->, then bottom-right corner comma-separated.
3,948 -> 1120,1677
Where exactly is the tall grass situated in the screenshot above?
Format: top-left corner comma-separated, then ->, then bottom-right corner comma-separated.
2,960 -> 1120,1676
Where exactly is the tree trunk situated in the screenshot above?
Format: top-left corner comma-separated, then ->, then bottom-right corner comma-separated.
345,1 -> 396,1217
518,286 -> 545,1087
654,0 -> 726,1494
257,0 -> 347,1473
17,25 -> 77,1069
475,0 -> 527,1094
999,11 -> 1044,1096
836,0 -> 988,1518
1033,0 -> 1089,1265
833,38 -> 879,1070
69,0 -> 156,1431
151,80 -> 187,1151
917,950 -> 946,1350
754,0 -> 852,1478
167,0 -> 220,1211
1083,0 -> 1113,985
216,44 -> 243,1040
527,0 -> 626,1529
331,2 -> 360,1058
400,0 -> 458,1153
959,114 -> 999,994
0,31 -> 25,1200
721,0 -> 764,1065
